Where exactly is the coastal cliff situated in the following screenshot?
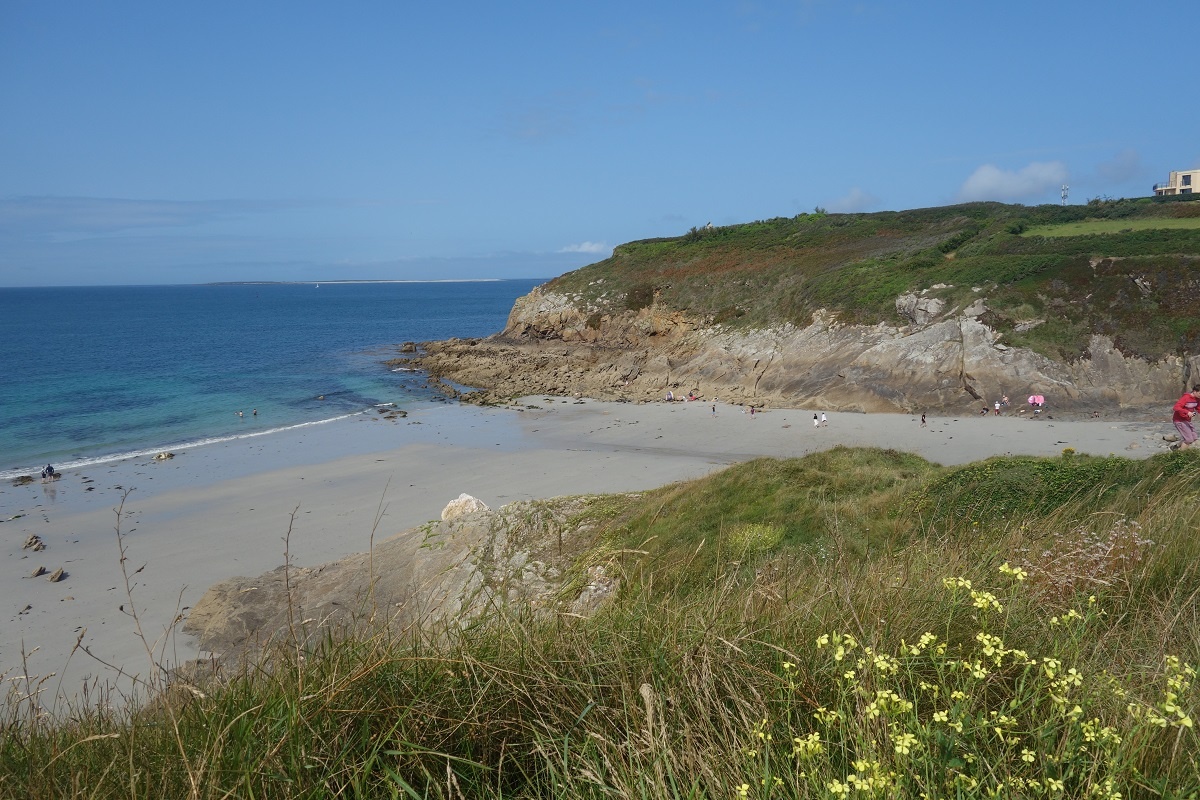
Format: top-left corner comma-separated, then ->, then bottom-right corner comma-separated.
410,199 -> 1200,413
414,286 -> 1199,413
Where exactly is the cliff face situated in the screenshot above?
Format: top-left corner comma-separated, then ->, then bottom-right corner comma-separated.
413,286 -> 1199,414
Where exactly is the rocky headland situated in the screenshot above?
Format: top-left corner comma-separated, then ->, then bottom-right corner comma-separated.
405,199 -> 1200,415
408,284 -> 1199,416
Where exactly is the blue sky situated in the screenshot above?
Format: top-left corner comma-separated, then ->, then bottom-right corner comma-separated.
2,1 -> 1196,287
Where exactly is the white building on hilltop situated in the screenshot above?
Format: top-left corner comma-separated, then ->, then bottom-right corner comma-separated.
1153,169 -> 1199,196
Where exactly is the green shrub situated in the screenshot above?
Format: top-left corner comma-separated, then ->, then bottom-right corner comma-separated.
625,282 -> 655,311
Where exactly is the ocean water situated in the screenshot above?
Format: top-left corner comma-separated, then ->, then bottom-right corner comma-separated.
0,280 -> 542,479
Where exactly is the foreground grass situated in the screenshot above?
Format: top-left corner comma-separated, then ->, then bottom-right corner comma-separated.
3,448 -> 1199,798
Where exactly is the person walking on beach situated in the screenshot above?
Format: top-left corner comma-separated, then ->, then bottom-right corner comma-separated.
820,412 -> 828,427
813,413 -> 819,428
749,405 -> 756,419
1172,384 -> 1200,450
920,413 -> 926,428
711,403 -> 717,417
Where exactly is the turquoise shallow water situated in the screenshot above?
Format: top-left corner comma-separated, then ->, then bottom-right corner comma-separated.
0,280 -> 542,478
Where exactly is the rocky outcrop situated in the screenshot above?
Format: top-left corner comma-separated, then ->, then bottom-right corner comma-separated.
183,495 -> 623,662
895,293 -> 947,326
405,286 -> 1189,414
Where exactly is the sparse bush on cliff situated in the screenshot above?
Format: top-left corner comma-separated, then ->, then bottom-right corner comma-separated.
714,305 -> 746,324
625,282 -> 655,312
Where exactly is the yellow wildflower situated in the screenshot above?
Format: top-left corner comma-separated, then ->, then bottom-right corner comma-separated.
999,561 -> 1028,581
827,779 -> 850,797
893,732 -> 917,755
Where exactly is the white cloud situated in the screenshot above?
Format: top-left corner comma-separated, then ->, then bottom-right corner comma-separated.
559,241 -> 610,255
826,187 -> 879,213
956,161 -> 1068,203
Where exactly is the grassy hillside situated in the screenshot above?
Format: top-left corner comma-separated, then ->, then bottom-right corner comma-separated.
546,196 -> 1200,363
5,448 -> 1200,798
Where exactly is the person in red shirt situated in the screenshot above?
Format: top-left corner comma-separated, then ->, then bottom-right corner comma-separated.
1172,384 -> 1200,450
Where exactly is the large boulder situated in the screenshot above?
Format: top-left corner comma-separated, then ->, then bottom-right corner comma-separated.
441,493 -> 489,521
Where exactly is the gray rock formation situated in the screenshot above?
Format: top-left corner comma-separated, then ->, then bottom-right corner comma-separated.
895,293 -> 947,326
411,286 -> 1189,414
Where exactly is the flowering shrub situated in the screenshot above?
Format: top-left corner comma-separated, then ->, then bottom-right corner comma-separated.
733,564 -> 1195,797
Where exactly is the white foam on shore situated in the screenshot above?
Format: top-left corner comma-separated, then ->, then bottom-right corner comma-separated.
0,412 -> 367,481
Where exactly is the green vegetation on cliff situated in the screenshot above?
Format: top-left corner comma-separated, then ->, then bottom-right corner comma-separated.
5,449 -> 1199,798
546,196 -> 1200,363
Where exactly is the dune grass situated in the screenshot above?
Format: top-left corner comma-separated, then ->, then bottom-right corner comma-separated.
3,448 -> 1199,798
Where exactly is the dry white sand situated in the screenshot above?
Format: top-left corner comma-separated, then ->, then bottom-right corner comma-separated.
0,397 -> 1171,709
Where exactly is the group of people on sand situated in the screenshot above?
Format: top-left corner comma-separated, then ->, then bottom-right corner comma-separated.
661,384 -> 1200,451
978,396 -> 1013,416
664,392 -> 836,428
973,394 -> 1057,418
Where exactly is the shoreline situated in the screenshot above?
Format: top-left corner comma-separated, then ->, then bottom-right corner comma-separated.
0,396 -> 1175,710
0,409 -> 384,484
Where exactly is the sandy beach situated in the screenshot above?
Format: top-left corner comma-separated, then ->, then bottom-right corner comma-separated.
0,397 -> 1173,710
